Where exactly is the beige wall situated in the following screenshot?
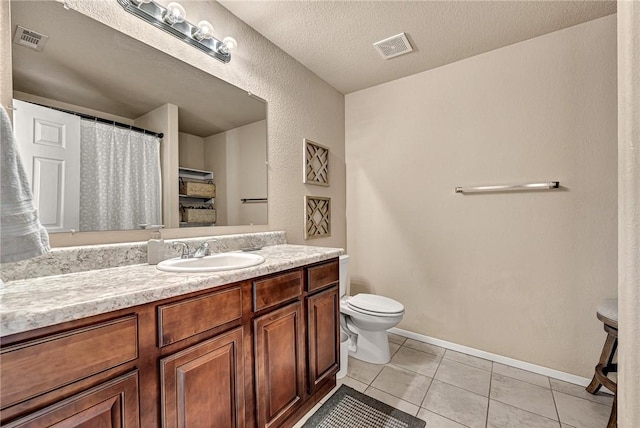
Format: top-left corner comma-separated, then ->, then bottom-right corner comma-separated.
0,0 -> 345,249
345,16 -> 617,377
205,120 -> 268,226
179,132 -> 205,171
205,133 -> 228,226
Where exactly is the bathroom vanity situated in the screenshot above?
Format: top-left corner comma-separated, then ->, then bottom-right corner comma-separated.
0,245 -> 341,428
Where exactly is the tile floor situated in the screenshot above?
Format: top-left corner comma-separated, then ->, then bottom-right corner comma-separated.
294,333 -> 614,428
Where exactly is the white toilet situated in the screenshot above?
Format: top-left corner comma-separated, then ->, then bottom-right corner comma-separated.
339,255 -> 405,364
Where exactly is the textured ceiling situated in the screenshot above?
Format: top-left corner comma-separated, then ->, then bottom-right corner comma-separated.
219,1 -> 616,94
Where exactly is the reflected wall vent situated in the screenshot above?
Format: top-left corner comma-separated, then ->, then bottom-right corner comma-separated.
13,26 -> 49,52
373,32 -> 413,59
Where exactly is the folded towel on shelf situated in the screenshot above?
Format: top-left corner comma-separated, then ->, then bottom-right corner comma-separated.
0,105 -> 50,264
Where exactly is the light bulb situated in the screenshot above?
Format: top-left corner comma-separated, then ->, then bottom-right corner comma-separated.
192,20 -> 214,41
163,2 -> 186,25
221,36 -> 237,53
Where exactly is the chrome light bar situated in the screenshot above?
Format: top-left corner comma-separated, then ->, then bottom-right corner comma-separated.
116,0 -> 231,63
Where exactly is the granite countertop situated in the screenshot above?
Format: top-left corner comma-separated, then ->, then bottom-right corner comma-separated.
0,244 -> 343,337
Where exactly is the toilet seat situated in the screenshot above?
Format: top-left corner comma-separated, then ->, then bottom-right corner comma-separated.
346,294 -> 404,316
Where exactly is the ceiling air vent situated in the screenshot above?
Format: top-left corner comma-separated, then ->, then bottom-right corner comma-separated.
13,26 -> 49,52
373,32 -> 413,60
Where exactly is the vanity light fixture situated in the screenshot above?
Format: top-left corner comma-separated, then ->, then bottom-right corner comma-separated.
116,0 -> 237,63
192,20 -> 214,41
162,2 -> 186,25
219,36 -> 238,54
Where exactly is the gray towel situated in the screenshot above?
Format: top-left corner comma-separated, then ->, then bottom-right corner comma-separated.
0,105 -> 50,263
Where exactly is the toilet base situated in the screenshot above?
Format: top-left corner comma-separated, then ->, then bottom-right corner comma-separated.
347,329 -> 392,364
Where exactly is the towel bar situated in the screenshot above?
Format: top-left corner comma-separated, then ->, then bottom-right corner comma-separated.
455,181 -> 559,194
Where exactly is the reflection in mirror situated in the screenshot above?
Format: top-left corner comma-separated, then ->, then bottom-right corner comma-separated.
10,1 -> 267,232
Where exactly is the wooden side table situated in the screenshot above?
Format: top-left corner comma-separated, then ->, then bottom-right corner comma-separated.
586,298 -> 617,428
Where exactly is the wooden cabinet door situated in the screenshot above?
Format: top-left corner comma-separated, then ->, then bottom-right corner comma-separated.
307,286 -> 340,394
4,371 -> 139,428
254,302 -> 304,428
160,327 -> 245,428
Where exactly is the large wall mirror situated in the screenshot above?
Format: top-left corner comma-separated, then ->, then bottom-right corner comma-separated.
10,1 -> 268,234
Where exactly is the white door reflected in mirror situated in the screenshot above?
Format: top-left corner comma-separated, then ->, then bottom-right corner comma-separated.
13,99 -> 80,233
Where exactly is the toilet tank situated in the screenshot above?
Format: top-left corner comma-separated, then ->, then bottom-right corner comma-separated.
339,255 -> 350,298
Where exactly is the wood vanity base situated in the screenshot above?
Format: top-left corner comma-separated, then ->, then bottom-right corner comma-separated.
0,258 -> 340,428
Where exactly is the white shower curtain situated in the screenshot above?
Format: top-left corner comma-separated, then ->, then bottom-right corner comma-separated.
79,120 -> 161,231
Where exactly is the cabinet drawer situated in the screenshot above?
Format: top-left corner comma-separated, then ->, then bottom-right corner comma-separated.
0,315 -> 138,409
307,260 -> 339,293
253,271 -> 303,312
3,370 -> 140,428
158,287 -> 242,347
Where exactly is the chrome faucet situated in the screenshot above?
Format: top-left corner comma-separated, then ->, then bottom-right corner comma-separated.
193,242 -> 210,258
172,241 -> 192,259
193,239 -> 218,258
172,239 -> 218,259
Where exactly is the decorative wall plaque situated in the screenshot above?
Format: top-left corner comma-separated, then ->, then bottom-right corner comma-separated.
305,196 -> 331,239
304,139 -> 329,186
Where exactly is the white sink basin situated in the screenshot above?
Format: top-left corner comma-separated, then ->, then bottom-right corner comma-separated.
157,253 -> 265,273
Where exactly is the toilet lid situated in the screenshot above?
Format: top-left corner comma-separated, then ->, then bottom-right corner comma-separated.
347,294 -> 404,315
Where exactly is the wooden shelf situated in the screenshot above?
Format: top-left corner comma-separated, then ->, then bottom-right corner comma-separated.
179,167 -> 215,227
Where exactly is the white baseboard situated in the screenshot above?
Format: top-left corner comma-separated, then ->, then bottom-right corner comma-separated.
389,327 -> 614,394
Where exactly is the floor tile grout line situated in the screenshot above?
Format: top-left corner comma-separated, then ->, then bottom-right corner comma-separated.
428,375 -> 491,400
548,384 -> 614,405
369,359 -> 436,407
441,355 -> 493,373
491,362 -> 556,390
550,388 -> 563,427
389,344 -> 402,359
370,348 -> 442,410
485,361 -> 493,428
403,343 -> 446,357
430,357 -> 492,399
366,363 -> 385,388
364,384 -> 424,409
551,388 -> 616,424
491,370 -> 554,390
400,342 -> 446,359
441,354 -> 492,373
417,406 -> 473,428
386,361 -> 437,379
424,375 -> 434,400
490,395 -> 561,423
490,397 -> 566,426
492,370 -> 564,398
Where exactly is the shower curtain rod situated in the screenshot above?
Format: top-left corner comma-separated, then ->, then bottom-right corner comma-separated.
23,100 -> 164,139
